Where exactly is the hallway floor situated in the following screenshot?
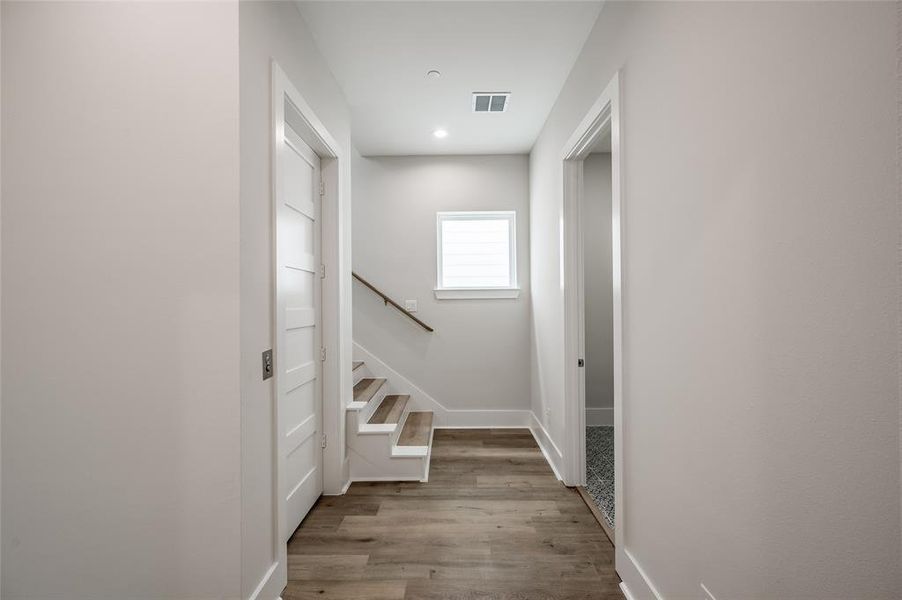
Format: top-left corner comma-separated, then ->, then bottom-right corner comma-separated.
284,428 -> 622,599
585,426 -> 614,530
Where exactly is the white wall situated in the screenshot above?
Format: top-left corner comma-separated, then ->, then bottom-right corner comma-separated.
583,153 -> 613,425
530,2 -> 900,598
240,2 -> 353,597
353,155 -> 530,413
1,2 -> 242,598
1,4 -> 4,592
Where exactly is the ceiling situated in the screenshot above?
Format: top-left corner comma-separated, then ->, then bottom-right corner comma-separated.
296,1 -> 603,156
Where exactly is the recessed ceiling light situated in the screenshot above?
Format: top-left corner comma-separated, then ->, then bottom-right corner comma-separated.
433,129 -> 448,139
426,69 -> 441,79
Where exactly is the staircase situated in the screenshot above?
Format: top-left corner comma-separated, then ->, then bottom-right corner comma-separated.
347,360 -> 434,482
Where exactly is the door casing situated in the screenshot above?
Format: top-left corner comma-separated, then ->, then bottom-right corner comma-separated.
560,71 -> 625,571
260,60 -> 347,600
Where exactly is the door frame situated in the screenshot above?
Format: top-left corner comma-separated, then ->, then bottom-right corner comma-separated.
560,72 -> 623,541
268,61 -> 346,598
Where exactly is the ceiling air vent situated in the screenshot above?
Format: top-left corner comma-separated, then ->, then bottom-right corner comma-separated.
472,92 -> 510,113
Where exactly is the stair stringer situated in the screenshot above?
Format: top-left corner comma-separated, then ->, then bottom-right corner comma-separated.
346,410 -> 427,482
346,365 -> 429,482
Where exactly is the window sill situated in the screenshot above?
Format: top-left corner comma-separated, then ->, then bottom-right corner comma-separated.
434,288 -> 521,300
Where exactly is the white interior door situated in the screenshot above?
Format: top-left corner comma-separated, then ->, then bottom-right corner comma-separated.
277,122 -> 323,541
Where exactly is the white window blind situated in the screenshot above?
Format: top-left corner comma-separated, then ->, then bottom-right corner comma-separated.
436,212 -> 517,293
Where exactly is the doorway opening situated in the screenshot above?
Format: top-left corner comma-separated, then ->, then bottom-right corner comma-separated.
578,137 -> 615,542
561,73 -> 622,551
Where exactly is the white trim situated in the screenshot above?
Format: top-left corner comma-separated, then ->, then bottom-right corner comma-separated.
349,475 -> 425,482
435,210 -> 518,292
700,582 -> 717,600
271,61 -> 346,597
432,425 -> 533,430
246,562 -> 280,600
561,75 -> 619,488
434,287 -> 520,300
323,477 -> 352,497
619,583 -> 637,600
353,342 -> 532,428
586,407 -> 614,426
341,456 -> 350,488
348,345 -> 566,489
561,71 -> 629,585
617,548 -> 664,600
528,413 -> 564,481
391,445 -> 429,457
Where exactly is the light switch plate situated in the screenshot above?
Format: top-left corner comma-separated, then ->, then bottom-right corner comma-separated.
262,349 -> 273,380
405,299 -> 418,312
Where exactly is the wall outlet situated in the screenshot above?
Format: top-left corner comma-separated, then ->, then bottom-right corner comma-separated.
405,299 -> 418,312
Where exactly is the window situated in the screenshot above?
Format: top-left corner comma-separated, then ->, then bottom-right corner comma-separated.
435,211 -> 519,299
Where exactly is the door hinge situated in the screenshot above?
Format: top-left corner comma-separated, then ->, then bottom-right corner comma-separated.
321,433 -> 327,449
319,181 -> 325,196
320,264 -> 326,279
320,347 -> 326,362
578,358 -> 585,367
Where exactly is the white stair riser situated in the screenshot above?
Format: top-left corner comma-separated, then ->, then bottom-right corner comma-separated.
346,416 -> 393,455
348,445 -> 426,481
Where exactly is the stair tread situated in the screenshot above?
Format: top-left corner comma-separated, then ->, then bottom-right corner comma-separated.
352,361 -> 364,371
368,394 -> 410,425
353,377 -> 385,404
397,411 -> 433,447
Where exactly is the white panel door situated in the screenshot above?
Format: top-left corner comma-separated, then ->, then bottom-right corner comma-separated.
277,123 -> 322,541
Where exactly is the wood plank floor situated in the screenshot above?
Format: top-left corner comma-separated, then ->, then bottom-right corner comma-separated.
285,428 -> 622,600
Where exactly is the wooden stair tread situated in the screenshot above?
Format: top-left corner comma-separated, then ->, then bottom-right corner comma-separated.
368,395 -> 410,425
397,412 -> 433,446
353,377 -> 385,404
352,361 -> 364,371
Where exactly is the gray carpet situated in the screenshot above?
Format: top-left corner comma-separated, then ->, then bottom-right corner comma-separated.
585,426 -> 614,529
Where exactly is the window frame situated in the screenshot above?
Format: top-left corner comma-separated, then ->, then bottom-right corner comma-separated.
434,210 -> 520,300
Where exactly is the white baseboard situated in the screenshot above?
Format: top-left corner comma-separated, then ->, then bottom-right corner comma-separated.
528,412 -> 564,481
617,547 -> 664,600
351,475 -> 424,482
353,342 -> 532,428
619,582 -> 637,600
327,476 -> 351,496
247,561 -> 280,600
432,424 -> 531,430
323,457 -> 351,496
352,343 -> 567,487
586,407 -> 614,426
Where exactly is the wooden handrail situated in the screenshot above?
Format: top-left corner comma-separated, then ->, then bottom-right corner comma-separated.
352,271 -> 434,332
